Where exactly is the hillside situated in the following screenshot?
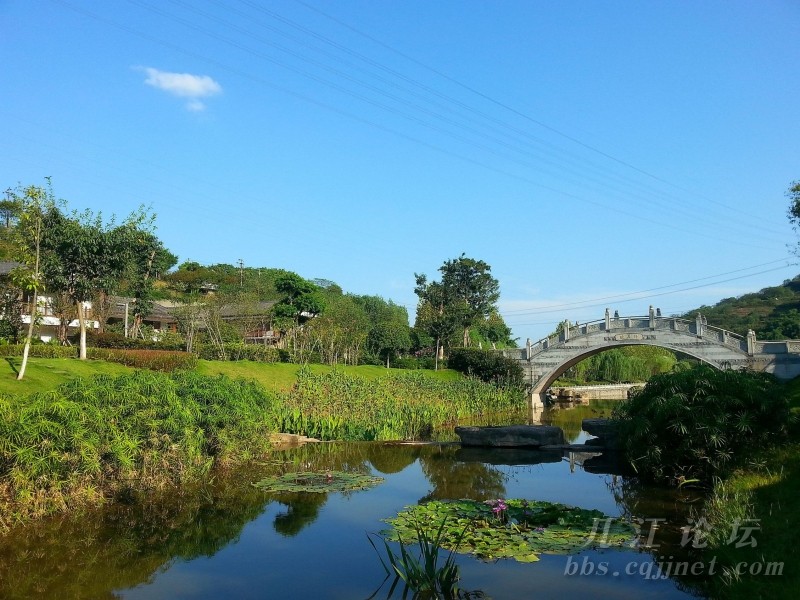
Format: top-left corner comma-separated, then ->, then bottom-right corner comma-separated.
680,275 -> 800,340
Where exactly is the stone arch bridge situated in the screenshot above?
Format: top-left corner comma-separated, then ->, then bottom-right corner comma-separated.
499,308 -> 800,407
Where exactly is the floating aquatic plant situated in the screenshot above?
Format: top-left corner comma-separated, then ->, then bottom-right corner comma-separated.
252,470 -> 383,494
383,499 -> 635,563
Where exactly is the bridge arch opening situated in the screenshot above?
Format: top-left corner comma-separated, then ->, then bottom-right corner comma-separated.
531,342 -> 719,396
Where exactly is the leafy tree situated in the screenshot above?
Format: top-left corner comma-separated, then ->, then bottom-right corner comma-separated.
271,272 -> 326,358
474,310 -> 516,348
36,205 -> 157,359
355,295 -> 412,367
118,217 -> 178,338
0,189 -> 22,229
413,280 -> 461,369
0,279 -> 23,343
414,254 -> 502,365
447,348 -> 524,387
305,294 -> 369,365
9,182 -> 56,379
0,189 -> 23,260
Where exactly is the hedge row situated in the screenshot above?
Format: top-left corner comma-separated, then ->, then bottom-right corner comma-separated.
0,344 -> 76,358
87,348 -> 198,372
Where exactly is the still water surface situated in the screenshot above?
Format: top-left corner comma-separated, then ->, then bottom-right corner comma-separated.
0,403 -> 706,599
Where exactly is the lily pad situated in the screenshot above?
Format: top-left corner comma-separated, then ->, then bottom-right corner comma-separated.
382,499 -> 636,563
253,471 -> 383,494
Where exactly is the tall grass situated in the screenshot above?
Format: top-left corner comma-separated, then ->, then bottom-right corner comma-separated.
0,370 -> 281,527
0,365 -> 524,528
277,367 -> 525,441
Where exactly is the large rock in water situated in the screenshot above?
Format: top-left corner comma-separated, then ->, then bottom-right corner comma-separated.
581,418 -> 621,449
455,425 -> 565,448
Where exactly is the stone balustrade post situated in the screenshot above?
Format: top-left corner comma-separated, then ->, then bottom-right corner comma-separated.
747,330 -> 756,356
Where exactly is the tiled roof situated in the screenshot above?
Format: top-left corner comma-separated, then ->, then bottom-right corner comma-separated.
0,261 -> 23,275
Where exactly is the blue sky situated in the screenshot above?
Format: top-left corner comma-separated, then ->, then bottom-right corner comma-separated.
2,0 -> 799,343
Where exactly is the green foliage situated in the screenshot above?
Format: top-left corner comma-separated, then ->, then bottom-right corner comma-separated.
0,344 -> 76,358
382,499 -> 635,563
0,370 -> 282,525
164,262 -> 293,297
560,346 -> 677,385
693,442 -> 800,599
613,365 -> 791,483
86,331 -> 184,351
680,275 -> 800,340
278,368 -> 525,441
272,272 -> 326,324
194,343 -> 283,363
472,310 -> 516,348
86,348 -> 198,372
355,295 -> 412,366
369,517 -> 470,600
446,348 -> 524,387
415,254 -> 503,351
253,471 -> 383,493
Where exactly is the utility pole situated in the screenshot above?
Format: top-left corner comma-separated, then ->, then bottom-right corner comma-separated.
238,259 -> 244,288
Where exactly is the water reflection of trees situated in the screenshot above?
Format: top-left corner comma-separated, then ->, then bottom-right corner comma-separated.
417,446 -> 506,502
0,465 -> 271,599
273,492 -> 328,537
608,475 -> 710,596
367,443 -> 420,474
541,400 -> 616,443
0,443 -> 383,597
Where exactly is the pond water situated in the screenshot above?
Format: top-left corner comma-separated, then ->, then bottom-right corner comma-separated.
0,402 -> 710,599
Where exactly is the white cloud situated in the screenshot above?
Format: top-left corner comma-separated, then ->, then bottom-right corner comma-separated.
138,67 -> 221,111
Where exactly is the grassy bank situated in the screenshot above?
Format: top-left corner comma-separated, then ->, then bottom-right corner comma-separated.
0,357 -> 136,396
696,442 -> 800,599
0,370 -> 282,529
0,360 -> 524,530
690,377 -> 800,598
0,356 -> 461,396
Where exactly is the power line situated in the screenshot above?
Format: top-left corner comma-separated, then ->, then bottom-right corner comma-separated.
119,0 -> 786,240
289,0 -> 781,227
500,257 -> 795,315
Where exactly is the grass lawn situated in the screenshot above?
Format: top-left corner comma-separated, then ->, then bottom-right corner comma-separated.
703,442 -> 800,599
0,356 -> 462,396
0,357 -> 136,397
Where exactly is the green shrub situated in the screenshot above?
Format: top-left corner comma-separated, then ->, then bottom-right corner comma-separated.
613,365 -> 790,484
0,344 -> 76,358
0,370 -> 281,525
87,348 -> 197,372
194,343 -> 282,363
86,331 -> 184,351
447,348 -> 524,387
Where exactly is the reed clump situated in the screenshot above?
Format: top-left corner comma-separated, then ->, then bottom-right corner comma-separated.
277,367 -> 525,441
0,370 -> 281,528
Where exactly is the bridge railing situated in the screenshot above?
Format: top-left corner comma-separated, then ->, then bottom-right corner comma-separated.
516,315 -> 748,359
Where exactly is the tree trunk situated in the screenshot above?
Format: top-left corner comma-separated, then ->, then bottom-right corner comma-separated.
76,300 -> 88,359
17,291 -> 38,380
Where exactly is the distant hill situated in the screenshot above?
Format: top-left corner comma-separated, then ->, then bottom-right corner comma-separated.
680,275 -> 800,340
